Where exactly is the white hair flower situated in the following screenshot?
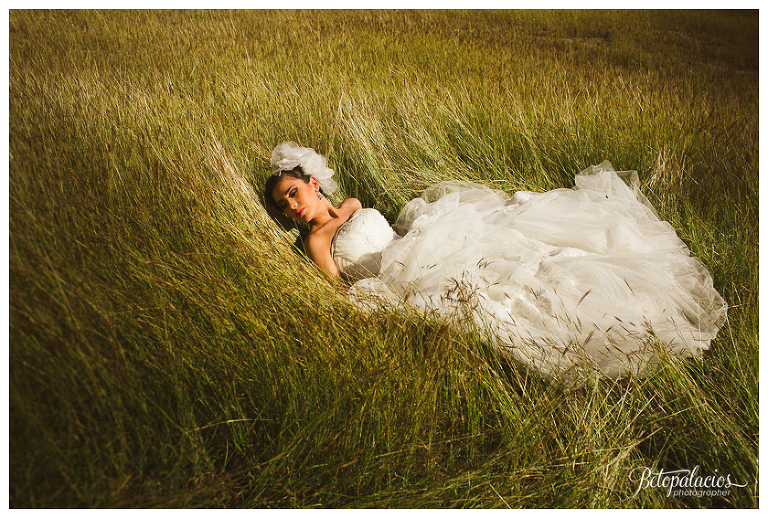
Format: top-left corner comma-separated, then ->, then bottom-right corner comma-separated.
270,141 -> 338,195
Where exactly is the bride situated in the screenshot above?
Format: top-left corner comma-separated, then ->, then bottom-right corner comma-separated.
265,141 -> 727,381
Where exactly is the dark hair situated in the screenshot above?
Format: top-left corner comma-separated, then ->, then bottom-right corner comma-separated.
263,166 -> 311,213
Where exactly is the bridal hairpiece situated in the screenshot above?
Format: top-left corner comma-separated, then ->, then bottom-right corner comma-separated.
270,141 -> 338,195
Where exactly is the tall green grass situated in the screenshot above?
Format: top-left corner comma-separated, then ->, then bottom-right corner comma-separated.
9,10 -> 758,508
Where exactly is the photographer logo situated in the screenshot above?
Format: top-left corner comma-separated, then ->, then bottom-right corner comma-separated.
628,465 -> 747,498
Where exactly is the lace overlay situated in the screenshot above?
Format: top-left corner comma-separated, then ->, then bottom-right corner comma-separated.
332,162 -> 727,381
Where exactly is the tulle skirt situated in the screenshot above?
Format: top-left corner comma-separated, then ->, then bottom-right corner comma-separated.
352,162 -> 727,381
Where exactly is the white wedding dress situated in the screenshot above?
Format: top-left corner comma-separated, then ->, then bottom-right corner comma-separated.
330,162 -> 727,381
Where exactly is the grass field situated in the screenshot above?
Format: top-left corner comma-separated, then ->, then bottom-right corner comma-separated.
8,9 -> 758,508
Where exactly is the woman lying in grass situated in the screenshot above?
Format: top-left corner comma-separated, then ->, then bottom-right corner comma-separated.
264,141 -> 727,382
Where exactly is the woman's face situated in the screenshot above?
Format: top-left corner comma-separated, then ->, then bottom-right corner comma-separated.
271,174 -> 321,223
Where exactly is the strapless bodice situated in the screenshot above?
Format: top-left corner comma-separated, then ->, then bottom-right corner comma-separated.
331,208 -> 399,282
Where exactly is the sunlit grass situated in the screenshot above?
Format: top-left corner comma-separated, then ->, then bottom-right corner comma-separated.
9,9 -> 757,508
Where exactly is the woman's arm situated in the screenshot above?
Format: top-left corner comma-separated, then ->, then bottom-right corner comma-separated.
305,235 -> 341,280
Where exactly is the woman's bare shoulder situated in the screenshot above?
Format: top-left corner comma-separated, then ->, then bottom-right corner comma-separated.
337,197 -> 362,212
304,230 -> 331,253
